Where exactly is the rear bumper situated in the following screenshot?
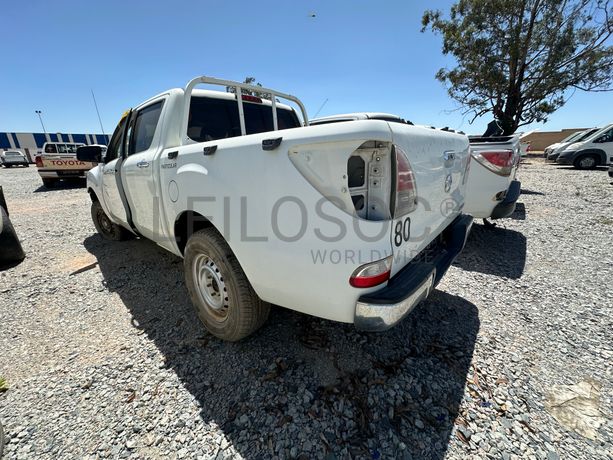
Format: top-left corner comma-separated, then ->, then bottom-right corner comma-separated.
38,170 -> 88,179
354,214 -> 473,331
491,180 -> 521,219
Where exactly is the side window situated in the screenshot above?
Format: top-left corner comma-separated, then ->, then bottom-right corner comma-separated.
128,101 -> 164,155
44,144 -> 57,153
105,116 -> 128,162
594,128 -> 613,143
57,144 -> 68,154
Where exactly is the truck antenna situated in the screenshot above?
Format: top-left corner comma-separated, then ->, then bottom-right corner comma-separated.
91,89 -> 106,139
313,98 -> 329,119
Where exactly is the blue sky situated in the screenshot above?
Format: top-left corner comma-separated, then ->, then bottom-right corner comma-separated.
1,0 -> 611,135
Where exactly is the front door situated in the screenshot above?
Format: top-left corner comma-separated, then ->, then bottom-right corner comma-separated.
101,115 -> 129,227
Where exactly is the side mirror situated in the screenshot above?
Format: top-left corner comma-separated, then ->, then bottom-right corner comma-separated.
77,145 -> 103,163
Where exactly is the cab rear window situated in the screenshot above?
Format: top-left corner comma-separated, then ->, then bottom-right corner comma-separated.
187,96 -> 301,142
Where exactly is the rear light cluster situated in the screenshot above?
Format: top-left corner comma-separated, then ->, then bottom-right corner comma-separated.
35,155 -> 43,167
472,149 -> 515,176
349,256 -> 393,288
392,145 -> 418,217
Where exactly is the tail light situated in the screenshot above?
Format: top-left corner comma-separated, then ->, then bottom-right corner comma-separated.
35,155 -> 43,167
472,149 -> 514,176
350,256 -> 393,288
392,145 -> 417,217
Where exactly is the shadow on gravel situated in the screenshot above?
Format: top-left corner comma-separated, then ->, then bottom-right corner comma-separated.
85,235 -> 479,460
510,202 -> 526,220
33,180 -> 86,193
519,188 -> 545,196
453,223 -> 526,279
554,166 -> 608,171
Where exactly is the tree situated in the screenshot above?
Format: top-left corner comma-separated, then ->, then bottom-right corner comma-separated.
226,77 -> 272,99
422,0 -> 613,134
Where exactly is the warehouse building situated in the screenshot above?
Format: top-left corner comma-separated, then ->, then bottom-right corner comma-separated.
0,132 -> 109,162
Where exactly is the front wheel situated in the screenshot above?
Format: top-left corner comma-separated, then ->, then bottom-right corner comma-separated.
574,154 -> 598,170
184,228 -> 269,341
90,200 -> 131,241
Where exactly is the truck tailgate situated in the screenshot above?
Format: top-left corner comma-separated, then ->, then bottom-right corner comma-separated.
388,126 -> 470,276
40,155 -> 97,170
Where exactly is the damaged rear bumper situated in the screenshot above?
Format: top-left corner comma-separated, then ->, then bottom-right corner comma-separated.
354,214 -> 473,331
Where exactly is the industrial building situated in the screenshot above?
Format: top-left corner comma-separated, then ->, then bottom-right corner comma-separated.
0,132 -> 109,162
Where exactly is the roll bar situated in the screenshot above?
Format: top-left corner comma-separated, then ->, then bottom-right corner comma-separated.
182,76 -> 310,146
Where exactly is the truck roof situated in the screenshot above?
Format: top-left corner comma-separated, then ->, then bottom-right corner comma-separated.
311,112 -> 405,124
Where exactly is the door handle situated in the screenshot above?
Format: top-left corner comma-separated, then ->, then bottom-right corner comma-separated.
137,161 -> 150,168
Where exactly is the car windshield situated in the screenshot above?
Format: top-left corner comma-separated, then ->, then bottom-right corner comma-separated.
574,128 -> 599,142
6,152 -> 21,156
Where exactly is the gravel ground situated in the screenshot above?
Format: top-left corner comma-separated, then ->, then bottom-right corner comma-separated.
0,160 -> 611,460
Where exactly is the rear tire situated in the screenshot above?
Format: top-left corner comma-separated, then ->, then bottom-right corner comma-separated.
574,154 -> 598,170
184,228 -> 269,341
90,200 -> 131,241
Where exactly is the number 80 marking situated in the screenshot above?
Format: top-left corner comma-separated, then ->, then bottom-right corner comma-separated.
394,217 -> 410,247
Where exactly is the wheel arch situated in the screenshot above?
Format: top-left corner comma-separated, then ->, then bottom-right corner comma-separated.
174,210 -> 217,255
575,148 -> 606,165
87,188 -> 99,202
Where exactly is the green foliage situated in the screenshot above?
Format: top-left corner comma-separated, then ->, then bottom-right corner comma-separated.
422,0 -> 613,134
226,77 -> 272,99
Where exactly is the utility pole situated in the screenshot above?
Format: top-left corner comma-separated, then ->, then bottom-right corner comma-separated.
35,110 -> 47,135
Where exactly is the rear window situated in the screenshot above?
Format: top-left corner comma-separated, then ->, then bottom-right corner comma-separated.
44,144 -> 57,153
187,96 -> 301,142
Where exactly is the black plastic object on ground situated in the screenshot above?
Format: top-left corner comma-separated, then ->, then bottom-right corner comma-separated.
0,186 -> 25,269
0,420 -> 4,458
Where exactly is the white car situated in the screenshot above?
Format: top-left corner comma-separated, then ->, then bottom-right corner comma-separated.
77,77 -> 473,341
546,128 -> 598,161
0,150 -> 29,168
556,123 -> 613,169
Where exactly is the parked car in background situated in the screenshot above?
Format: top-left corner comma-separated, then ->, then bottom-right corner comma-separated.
546,128 -> 599,161
77,77 -> 473,341
35,141 -> 99,187
556,123 -> 613,169
464,135 -> 521,220
544,130 -> 588,159
0,186 -> 25,269
0,150 -> 29,168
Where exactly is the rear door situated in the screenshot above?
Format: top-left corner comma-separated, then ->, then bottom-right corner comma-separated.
121,98 -> 166,240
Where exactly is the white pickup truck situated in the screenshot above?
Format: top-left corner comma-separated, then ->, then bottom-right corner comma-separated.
35,141 -> 99,188
77,77 -> 473,341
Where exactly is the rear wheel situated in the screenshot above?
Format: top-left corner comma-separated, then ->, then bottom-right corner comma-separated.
184,228 -> 269,341
574,154 -> 598,170
90,200 -> 131,241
